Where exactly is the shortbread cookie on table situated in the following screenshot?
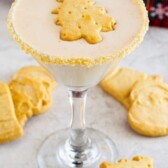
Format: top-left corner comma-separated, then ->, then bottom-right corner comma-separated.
9,76 -> 51,126
0,81 -> 23,143
100,156 -> 153,168
13,66 -> 56,92
100,67 -> 148,109
128,78 -> 168,136
129,76 -> 163,103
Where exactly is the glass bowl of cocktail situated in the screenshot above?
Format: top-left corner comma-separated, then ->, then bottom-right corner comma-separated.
7,0 -> 148,167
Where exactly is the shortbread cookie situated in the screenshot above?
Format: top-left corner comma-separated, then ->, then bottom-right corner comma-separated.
128,78 -> 168,136
100,67 -> 148,109
129,76 -> 163,103
13,66 -> 56,92
0,82 -> 23,143
52,0 -> 116,44
9,77 -> 51,126
100,156 -> 153,168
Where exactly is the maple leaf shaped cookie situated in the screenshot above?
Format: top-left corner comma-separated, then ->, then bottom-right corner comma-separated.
52,0 -> 116,44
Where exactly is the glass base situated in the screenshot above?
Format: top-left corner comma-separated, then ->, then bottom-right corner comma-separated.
37,128 -> 117,168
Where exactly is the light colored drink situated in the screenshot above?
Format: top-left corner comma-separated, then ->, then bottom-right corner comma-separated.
7,0 -> 149,167
9,0 -> 148,73
41,61 -> 118,90
9,0 -> 148,91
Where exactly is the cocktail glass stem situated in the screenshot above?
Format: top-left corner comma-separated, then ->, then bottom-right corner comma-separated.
68,90 -> 88,147
63,90 -> 92,167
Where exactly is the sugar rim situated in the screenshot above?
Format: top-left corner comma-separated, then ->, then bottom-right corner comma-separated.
7,0 -> 149,67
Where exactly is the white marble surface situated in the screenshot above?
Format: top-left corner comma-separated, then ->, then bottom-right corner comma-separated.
0,1 -> 168,168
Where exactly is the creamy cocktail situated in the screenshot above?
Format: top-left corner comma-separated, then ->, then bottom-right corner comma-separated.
8,0 -> 148,167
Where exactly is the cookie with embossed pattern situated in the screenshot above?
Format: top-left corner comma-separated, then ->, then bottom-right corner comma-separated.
0,81 -> 23,143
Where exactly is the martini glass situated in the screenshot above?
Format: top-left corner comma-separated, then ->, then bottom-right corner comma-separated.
7,0 -> 148,167
37,60 -> 120,168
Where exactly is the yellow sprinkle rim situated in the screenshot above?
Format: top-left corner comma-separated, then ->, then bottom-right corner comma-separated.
7,0 -> 149,67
